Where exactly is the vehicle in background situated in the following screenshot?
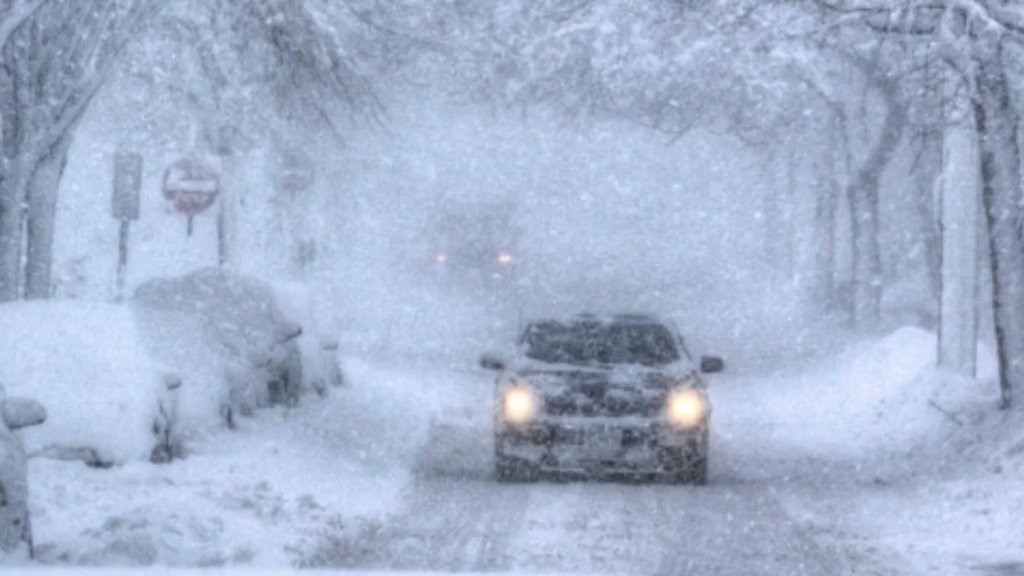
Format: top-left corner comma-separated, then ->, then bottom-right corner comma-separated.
482,313 -> 723,484
428,201 -> 520,284
0,386 -> 46,558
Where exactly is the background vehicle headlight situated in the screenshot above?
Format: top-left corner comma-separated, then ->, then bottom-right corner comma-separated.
502,387 -> 537,423
667,388 -> 704,428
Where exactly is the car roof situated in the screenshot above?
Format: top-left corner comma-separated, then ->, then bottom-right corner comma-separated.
527,312 -> 672,328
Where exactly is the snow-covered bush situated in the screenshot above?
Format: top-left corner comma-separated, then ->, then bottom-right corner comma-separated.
0,302 -> 178,466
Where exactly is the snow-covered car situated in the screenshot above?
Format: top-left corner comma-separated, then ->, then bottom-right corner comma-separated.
0,386 -> 46,558
132,268 -> 337,429
483,314 -> 723,484
0,302 -> 181,467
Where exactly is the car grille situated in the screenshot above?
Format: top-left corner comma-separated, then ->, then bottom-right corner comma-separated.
543,387 -> 664,417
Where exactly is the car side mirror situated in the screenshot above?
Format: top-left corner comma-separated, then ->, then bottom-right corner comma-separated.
700,355 -> 724,374
479,353 -> 506,371
2,397 -> 47,430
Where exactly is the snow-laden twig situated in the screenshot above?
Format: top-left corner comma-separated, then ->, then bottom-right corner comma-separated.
928,399 -> 964,427
0,0 -> 46,63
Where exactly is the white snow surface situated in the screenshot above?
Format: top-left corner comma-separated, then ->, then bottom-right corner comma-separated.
715,326 -> 1020,575
5,321 -> 1021,573
0,302 -> 170,464
25,355 -> 443,567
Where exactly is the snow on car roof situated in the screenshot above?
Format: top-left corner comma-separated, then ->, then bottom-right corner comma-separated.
527,312 -> 671,328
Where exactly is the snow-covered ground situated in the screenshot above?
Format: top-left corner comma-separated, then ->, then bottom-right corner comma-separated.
3,321 -> 1020,574
21,357 -> 457,568
714,327 -> 1021,575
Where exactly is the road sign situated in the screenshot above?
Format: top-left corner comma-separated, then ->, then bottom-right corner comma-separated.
276,148 -> 315,196
112,150 -> 143,302
112,151 -> 142,220
163,158 -> 220,236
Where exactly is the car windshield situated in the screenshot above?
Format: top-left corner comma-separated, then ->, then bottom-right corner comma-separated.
522,321 -> 680,366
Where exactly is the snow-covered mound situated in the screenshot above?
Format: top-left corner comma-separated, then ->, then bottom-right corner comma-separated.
268,280 -> 344,395
829,327 -> 1000,456
131,268 -> 306,432
27,356 -> 439,567
0,302 -> 174,464
725,326 -> 1001,463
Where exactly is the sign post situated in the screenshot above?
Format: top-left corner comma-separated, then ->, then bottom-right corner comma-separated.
112,151 -> 142,302
274,147 -> 317,276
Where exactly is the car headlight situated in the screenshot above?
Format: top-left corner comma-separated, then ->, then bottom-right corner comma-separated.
666,388 -> 705,428
502,386 -> 537,423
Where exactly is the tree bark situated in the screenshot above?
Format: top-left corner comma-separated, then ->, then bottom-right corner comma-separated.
815,170 -> 839,306
915,132 -> 943,306
974,49 -> 1024,409
847,88 -> 907,329
937,116 -> 980,377
0,155 -> 27,301
24,135 -> 72,299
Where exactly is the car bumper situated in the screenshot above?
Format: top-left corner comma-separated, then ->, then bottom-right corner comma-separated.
496,418 -> 707,474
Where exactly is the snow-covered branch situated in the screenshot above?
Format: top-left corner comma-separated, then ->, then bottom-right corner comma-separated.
0,0 -> 45,62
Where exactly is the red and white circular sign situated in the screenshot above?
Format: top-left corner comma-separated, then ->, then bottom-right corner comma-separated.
162,158 -> 220,216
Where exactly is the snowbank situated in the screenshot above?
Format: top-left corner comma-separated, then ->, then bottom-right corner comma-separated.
27,357 -> 434,567
0,302 -> 172,464
745,329 -> 1022,576
269,280 -> 345,395
721,326 -> 1001,462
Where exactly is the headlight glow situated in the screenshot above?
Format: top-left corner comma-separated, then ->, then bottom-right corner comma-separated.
502,386 -> 537,423
667,388 -> 704,428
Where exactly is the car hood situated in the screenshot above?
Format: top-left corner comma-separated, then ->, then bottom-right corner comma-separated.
505,360 -> 698,418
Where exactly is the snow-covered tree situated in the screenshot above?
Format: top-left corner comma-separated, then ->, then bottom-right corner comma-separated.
806,0 -> 1024,407
118,0 -> 378,268
0,0 -> 159,300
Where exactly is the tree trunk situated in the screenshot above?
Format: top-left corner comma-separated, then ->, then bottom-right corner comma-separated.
0,155 -> 27,301
937,116 -> 980,377
974,50 -> 1024,409
24,135 -> 71,299
815,171 -> 839,306
915,133 -> 943,306
847,90 -> 907,329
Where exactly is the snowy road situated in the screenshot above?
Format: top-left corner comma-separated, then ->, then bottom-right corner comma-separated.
26,341 -> 1015,574
310,468 -> 843,575
300,368 -> 865,575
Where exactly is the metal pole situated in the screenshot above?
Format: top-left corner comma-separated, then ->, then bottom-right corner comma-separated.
116,218 -> 129,302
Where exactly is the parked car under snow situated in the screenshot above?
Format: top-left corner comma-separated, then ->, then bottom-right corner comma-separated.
0,385 -> 46,558
0,302 -> 180,468
131,268 -> 338,429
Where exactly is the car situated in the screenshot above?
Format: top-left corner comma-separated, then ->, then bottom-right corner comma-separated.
0,302 -> 182,467
481,313 -> 723,484
132,268 -> 308,427
0,386 -> 46,558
